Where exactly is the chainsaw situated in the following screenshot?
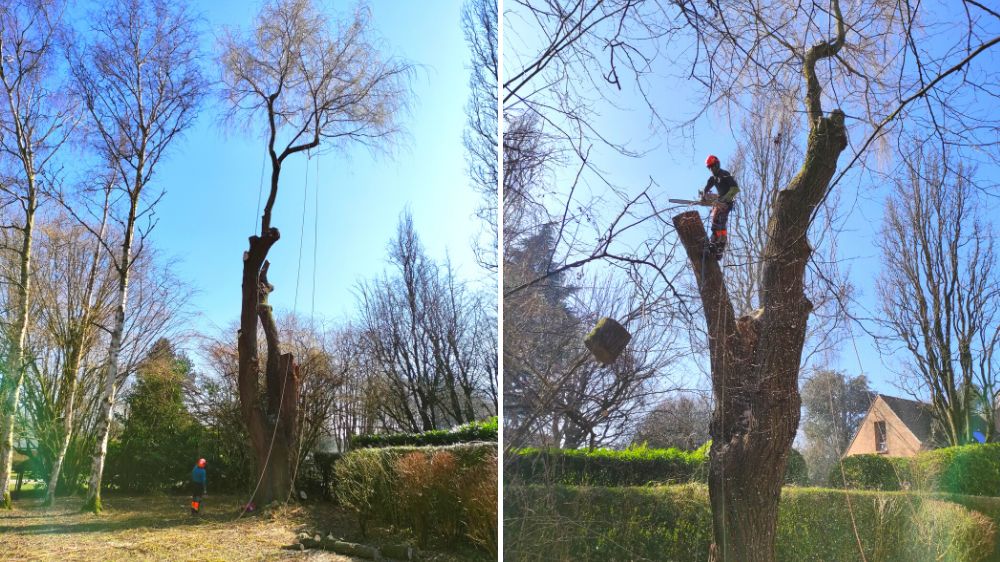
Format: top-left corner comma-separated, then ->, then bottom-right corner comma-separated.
668,191 -> 717,207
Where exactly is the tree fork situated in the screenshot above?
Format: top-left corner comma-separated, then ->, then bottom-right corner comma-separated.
673,106 -> 847,561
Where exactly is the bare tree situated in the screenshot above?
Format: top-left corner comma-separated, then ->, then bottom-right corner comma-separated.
504,225 -> 684,450
631,392 -> 712,450
0,0 -> 75,509
66,0 -> 206,513
219,0 -> 410,506
463,0 -> 499,273
504,0 -> 1000,558
877,144 -> 1000,446
18,214 -> 192,501
33,203 -> 110,506
355,214 -> 497,432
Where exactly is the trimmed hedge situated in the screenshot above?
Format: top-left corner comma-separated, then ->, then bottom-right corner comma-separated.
829,443 -> 1000,496
351,417 -> 498,449
509,443 -> 809,487
504,484 -> 996,561
508,443 -> 707,486
335,442 -> 497,553
827,453 -> 913,490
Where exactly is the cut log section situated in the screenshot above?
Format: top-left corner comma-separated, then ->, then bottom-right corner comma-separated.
289,532 -> 417,560
584,317 -> 632,364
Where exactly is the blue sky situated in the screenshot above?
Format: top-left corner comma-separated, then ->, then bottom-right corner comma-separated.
133,0 -> 484,341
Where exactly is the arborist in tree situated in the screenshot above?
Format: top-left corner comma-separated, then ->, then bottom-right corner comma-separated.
190,458 -> 207,516
701,154 -> 740,260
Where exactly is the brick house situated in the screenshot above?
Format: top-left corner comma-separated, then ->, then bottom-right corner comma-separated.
843,394 -> 935,457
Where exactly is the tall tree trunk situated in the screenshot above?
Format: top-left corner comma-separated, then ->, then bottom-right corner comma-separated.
673,108 -> 847,561
46,205 -> 107,507
238,229 -> 300,506
83,180 -> 139,514
0,184 -> 36,509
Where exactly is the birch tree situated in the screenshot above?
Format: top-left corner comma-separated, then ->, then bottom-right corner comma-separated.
67,0 -> 205,513
39,194 -> 111,506
0,0 -> 74,508
219,0 -> 410,506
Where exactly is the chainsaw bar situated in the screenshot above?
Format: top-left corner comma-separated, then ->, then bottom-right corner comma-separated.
668,198 -> 713,206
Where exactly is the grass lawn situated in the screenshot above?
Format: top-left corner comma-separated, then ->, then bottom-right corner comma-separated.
1,494 -> 486,561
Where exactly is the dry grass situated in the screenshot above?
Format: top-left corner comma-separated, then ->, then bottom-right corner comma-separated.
0,494 -> 485,561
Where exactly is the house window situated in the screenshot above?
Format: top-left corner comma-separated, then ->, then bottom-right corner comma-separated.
875,421 -> 887,453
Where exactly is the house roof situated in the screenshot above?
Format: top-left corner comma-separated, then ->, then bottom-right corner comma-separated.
878,394 -> 934,444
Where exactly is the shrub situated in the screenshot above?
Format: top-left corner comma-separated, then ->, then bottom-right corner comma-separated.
827,454 -> 912,491
334,442 -> 497,549
504,484 -> 996,561
509,443 -> 807,487
830,444 -> 1000,497
507,444 -> 703,486
460,451 -> 499,557
784,448 -> 809,486
351,417 -> 498,448
913,443 -> 1000,496
395,451 -> 463,545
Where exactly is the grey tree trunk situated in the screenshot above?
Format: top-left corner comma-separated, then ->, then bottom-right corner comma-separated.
0,184 -> 36,509
83,172 -> 139,514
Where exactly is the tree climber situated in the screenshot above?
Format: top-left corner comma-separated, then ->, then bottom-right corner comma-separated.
701,154 -> 740,260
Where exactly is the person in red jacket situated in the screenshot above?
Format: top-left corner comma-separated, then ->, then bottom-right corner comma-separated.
702,154 -> 740,260
190,458 -> 207,516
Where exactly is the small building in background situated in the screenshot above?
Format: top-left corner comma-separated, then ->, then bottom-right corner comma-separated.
843,394 -> 934,457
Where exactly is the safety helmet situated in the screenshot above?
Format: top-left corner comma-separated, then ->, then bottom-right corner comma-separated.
197,458 -> 207,468
705,154 -> 720,168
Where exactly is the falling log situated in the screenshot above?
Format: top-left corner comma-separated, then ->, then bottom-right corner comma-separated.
584,317 -> 632,364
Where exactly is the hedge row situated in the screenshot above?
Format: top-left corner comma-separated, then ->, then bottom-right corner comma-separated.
334,442 -> 497,555
508,443 -> 809,487
504,484 -> 996,561
350,417 -> 498,448
829,443 -> 1000,496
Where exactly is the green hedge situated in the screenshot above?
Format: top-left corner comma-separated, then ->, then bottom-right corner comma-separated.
335,442 -> 497,553
829,444 -> 1000,496
509,443 -> 809,487
504,484 -> 996,561
351,417 -> 498,448
508,443 -> 707,486
827,453 -> 913,490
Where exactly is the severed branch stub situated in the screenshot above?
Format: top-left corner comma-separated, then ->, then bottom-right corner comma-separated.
584,317 -> 632,364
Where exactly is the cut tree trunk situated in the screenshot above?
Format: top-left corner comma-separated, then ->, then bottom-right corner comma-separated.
238,229 -> 300,506
672,109 -> 847,562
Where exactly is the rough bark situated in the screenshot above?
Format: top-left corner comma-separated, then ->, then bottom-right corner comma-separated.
673,106 -> 847,561
238,231 -> 300,506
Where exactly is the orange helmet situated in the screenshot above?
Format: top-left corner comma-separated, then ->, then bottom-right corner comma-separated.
197,458 -> 206,468
705,154 -> 720,168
